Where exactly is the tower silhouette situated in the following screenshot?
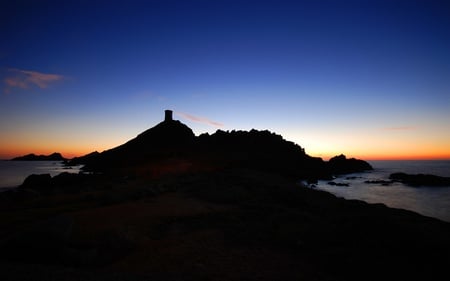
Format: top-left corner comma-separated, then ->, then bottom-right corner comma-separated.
165,110 -> 173,122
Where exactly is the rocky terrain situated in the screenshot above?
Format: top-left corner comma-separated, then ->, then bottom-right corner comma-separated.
1,169 -> 450,281
1,111 -> 449,280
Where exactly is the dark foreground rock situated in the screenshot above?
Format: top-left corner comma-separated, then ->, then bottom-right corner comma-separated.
390,172 -> 450,187
20,174 -> 52,190
18,172 -> 96,196
1,169 -> 449,281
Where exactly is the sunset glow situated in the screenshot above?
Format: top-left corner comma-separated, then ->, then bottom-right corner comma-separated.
1,0 -> 449,161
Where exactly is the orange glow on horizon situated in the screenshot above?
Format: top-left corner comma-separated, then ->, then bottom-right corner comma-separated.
341,151 -> 450,161
2,131 -> 449,161
2,146 -> 449,161
297,144 -> 450,161
364,154 -> 450,161
0,144 -> 103,160
0,148 -> 94,160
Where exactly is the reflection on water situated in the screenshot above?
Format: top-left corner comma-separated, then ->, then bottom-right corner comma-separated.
316,160 -> 450,222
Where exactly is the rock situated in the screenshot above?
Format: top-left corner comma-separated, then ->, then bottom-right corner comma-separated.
327,181 -> 349,187
389,172 -> 450,187
364,180 -> 394,185
328,154 -> 373,175
19,174 -> 52,192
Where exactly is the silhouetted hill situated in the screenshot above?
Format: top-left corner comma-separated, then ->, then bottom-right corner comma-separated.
11,152 -> 66,161
195,129 -> 327,179
70,110 -> 371,179
69,151 -> 100,165
73,112 -> 195,171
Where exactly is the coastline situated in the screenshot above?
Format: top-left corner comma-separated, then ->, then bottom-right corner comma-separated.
3,160 -> 449,222
1,168 -> 450,281
0,160 -> 82,189
315,160 -> 450,222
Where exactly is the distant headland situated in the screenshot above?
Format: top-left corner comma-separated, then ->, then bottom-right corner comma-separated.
11,152 -> 66,161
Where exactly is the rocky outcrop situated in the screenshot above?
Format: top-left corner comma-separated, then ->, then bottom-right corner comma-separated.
195,129 -> 325,179
390,172 -> 450,187
327,154 -> 373,175
17,172 -> 97,196
72,117 -> 195,171
20,174 -> 52,191
69,111 -> 372,180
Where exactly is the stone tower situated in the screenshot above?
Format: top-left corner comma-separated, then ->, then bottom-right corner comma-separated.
165,109 -> 173,122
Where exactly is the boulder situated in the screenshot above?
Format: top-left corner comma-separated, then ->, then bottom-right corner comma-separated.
19,174 -> 52,192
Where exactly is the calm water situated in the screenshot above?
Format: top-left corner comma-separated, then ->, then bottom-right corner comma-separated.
316,160 -> 450,222
0,161 -> 82,190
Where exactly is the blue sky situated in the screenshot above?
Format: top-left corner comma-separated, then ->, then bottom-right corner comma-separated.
1,0 -> 449,159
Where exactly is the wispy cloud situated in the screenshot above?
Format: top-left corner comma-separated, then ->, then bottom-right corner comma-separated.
3,68 -> 65,93
382,126 -> 418,131
176,112 -> 224,128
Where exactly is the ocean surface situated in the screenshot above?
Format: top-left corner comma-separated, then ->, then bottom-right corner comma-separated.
315,160 -> 450,222
0,160 -> 82,190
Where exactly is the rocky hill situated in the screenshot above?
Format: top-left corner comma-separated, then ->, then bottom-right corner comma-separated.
70,110 -> 372,180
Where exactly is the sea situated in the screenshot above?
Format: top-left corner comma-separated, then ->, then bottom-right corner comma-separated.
0,160 -> 449,222
315,160 -> 450,222
0,160 -> 82,190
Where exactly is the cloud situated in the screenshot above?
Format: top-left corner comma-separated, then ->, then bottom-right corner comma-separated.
3,68 -> 64,93
382,126 -> 418,131
176,112 -> 224,128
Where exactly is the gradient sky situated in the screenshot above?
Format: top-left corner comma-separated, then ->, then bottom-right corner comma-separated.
1,0 -> 449,160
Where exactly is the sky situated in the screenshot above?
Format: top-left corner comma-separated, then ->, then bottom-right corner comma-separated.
1,0 -> 449,160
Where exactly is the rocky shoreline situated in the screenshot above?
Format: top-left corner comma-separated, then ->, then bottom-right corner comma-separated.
1,168 -> 450,281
